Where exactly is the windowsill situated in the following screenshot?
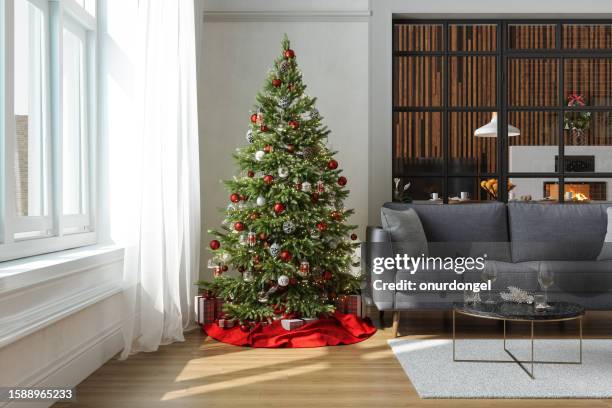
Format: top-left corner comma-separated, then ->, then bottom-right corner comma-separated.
0,244 -> 124,295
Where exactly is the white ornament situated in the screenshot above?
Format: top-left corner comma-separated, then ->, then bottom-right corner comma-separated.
256,196 -> 266,206
302,181 -> 312,193
243,270 -> 254,282
278,167 -> 289,178
255,150 -> 265,161
246,129 -> 254,143
277,275 -> 290,287
283,221 -> 296,234
269,242 -> 281,257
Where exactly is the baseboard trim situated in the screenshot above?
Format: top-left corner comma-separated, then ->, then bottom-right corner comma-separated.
203,10 -> 372,22
3,322 -> 123,408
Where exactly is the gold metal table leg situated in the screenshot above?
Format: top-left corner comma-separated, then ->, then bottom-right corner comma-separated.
453,311 -> 583,380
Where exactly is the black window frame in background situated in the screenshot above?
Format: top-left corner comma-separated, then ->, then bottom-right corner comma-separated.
392,19 -> 612,203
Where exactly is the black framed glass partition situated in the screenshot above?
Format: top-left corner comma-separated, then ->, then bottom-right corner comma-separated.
392,21 -> 612,203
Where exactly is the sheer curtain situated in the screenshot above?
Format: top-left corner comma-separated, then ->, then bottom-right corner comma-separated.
100,0 -> 200,358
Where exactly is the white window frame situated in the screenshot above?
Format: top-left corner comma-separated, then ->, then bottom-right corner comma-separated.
0,0 -> 97,262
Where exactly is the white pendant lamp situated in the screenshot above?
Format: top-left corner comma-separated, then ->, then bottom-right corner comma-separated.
474,112 -> 520,138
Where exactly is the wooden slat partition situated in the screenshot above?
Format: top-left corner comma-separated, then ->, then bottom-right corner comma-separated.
392,22 -> 612,196
508,24 -> 556,49
562,24 -> 612,49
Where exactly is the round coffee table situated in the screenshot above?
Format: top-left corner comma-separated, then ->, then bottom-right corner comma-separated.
452,301 -> 585,379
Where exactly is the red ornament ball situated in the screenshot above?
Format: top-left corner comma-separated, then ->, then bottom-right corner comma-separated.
230,193 -> 240,203
272,78 -> 281,87
311,193 -> 319,203
280,250 -> 292,262
286,144 -> 295,153
250,113 -> 258,123
289,277 -> 298,285
323,270 -> 333,281
209,240 -> 220,250
234,222 -> 245,232
263,175 -> 274,185
240,324 -> 250,332
221,265 -> 228,272
351,233 -> 358,241
316,222 -> 327,232
327,159 -> 339,170
260,125 -> 269,132
273,202 -> 286,214
264,144 -> 273,153
284,49 -> 295,59
331,211 -> 342,220
247,170 -> 255,178
288,120 -> 299,130
337,176 -> 348,186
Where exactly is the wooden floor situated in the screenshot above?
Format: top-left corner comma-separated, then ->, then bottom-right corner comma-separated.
54,310 -> 612,408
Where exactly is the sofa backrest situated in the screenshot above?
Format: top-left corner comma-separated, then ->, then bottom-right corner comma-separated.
383,202 -> 509,242
508,203 -> 608,262
382,202 -> 511,261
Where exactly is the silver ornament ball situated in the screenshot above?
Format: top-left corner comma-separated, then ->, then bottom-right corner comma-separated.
277,275 -> 290,287
283,221 -> 296,234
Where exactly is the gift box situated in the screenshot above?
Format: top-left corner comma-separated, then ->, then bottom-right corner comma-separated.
281,318 -> 305,331
336,294 -> 362,317
215,298 -> 225,316
195,296 -> 217,324
218,318 -> 235,328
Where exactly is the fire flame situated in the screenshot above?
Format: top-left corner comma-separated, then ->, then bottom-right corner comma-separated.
567,190 -> 589,201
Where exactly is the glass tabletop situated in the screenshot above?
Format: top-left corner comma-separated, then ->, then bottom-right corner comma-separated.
454,301 -> 585,321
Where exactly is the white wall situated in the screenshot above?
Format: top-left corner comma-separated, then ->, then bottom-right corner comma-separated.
195,0 -> 370,279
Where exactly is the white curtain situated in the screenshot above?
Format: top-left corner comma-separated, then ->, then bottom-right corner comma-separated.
101,0 -> 200,358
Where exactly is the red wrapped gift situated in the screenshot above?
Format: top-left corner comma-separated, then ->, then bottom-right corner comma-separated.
336,294 -> 362,317
195,296 -> 217,324
215,298 -> 225,316
218,318 -> 235,328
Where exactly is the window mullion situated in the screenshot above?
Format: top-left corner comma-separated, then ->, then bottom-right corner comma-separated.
2,0 -> 16,244
49,1 -> 63,237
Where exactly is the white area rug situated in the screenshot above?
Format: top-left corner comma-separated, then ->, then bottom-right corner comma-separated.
388,338 -> 612,398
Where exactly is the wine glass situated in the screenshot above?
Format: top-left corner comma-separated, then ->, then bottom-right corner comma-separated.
481,262 -> 498,304
538,263 -> 554,308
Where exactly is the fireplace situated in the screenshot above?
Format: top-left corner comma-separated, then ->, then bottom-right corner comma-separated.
543,182 -> 607,201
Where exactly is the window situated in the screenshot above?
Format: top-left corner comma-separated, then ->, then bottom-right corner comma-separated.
1,0 -> 97,261
392,21 -> 612,203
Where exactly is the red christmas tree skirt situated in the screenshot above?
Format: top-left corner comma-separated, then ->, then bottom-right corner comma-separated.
203,312 -> 376,348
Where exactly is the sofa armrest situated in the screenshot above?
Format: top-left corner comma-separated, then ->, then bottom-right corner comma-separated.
364,226 -> 396,311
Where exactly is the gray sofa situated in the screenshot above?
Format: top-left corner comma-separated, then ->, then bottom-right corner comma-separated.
364,202 -> 612,336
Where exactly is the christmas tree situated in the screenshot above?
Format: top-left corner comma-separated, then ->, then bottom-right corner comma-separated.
199,35 -> 360,325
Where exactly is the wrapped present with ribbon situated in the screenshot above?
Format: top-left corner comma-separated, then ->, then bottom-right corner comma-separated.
195,295 -> 218,325
217,318 -> 235,329
281,318 -> 305,331
335,294 -> 362,317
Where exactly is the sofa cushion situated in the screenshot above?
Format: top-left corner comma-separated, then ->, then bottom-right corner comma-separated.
383,202 -> 511,261
597,207 -> 612,261
508,203 -> 607,262
380,207 -> 429,263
